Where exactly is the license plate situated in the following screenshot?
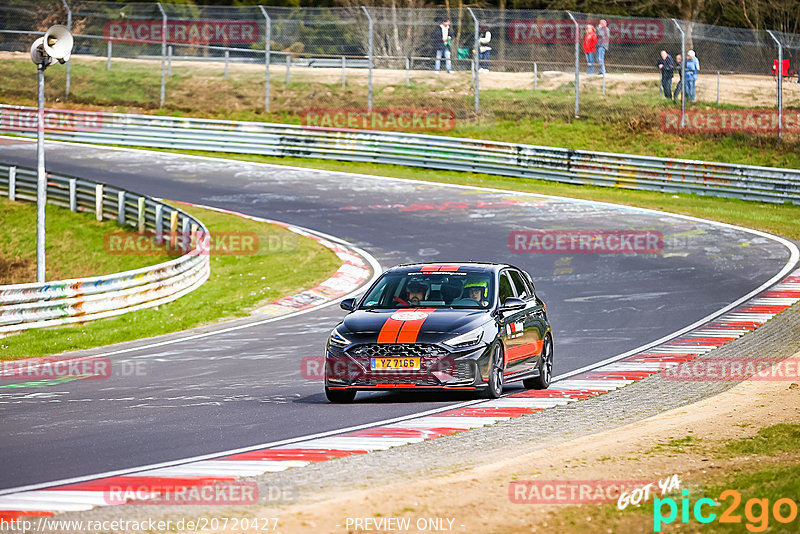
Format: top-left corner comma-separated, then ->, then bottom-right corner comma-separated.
371,357 -> 421,371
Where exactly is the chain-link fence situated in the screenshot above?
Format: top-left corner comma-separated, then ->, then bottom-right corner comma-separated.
2,1 -> 799,136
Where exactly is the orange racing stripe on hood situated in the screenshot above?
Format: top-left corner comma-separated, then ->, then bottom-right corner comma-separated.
377,308 -> 436,344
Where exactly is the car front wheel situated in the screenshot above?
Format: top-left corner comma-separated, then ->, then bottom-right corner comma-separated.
481,343 -> 504,399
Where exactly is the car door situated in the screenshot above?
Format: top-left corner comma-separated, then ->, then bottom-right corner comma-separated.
505,268 -> 546,376
497,269 -> 529,375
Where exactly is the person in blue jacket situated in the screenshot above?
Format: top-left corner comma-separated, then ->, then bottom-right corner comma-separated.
684,50 -> 700,102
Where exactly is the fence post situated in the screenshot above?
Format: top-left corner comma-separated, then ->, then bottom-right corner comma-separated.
766,30 -> 783,140
361,7 -> 374,112
156,2 -> 167,108
342,56 -> 347,87
61,0 -> 71,100
95,184 -> 103,221
107,41 -> 112,71
8,167 -> 15,201
285,55 -> 291,85
467,7 -> 479,114
69,178 -> 76,212
117,190 -> 125,225
405,56 -> 410,87
534,62 -> 537,90
716,71 -> 720,105
137,197 -> 145,233
169,210 -> 178,249
566,11 -> 579,118
154,204 -> 163,244
258,6 -> 271,113
224,49 -> 230,79
181,216 -> 190,251
168,45 -> 173,76
671,19 -> 686,128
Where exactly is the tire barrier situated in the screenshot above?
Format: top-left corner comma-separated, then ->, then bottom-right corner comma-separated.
0,162 -> 210,333
1,105 -> 799,204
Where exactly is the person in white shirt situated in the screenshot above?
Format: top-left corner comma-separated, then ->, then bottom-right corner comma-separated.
478,24 -> 491,72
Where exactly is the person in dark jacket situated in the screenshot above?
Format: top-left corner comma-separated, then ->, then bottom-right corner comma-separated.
433,19 -> 453,74
672,53 -> 683,101
657,50 -> 675,99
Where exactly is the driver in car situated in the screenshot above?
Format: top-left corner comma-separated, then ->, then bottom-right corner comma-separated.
395,281 -> 427,306
464,279 -> 489,307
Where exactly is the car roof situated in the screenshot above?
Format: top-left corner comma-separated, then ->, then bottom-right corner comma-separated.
387,262 -> 508,274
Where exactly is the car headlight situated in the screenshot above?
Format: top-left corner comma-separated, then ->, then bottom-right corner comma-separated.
329,327 -> 351,348
444,326 -> 484,349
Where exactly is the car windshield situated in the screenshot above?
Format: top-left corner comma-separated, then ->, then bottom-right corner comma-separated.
360,271 -> 495,309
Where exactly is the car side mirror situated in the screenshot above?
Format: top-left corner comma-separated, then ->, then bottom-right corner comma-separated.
340,298 -> 356,311
500,297 -> 525,312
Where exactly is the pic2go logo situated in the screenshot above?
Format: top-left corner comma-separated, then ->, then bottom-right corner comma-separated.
654,489 -> 798,532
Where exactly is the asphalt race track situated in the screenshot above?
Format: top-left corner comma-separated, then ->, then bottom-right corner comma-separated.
0,139 -> 793,491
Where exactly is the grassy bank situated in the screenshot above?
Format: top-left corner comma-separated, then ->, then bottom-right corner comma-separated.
0,202 -> 342,360
2,52 -> 799,169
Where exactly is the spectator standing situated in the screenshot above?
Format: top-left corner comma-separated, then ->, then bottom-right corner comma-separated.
478,24 -> 491,72
657,50 -> 675,98
596,19 -> 610,75
672,53 -> 683,101
433,19 -> 453,74
684,49 -> 700,102
583,25 -> 597,75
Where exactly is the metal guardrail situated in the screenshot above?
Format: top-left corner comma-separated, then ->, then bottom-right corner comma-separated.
1,105 -> 799,204
0,161 -> 210,333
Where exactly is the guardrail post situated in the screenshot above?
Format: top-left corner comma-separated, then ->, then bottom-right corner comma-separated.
137,197 -> 145,233
191,222 -> 198,251
156,2 -> 167,108
117,190 -> 125,225
467,7 -> 479,114
361,6 -> 374,112
672,19 -> 686,128
169,209 -> 178,249
154,204 -> 163,244
181,216 -> 190,251
224,50 -> 230,79
8,167 -> 15,201
566,11 -> 580,118
69,178 -> 76,211
767,30 -> 783,140
61,0 -> 72,99
95,183 -> 103,221
107,41 -> 112,71
258,6 -> 271,113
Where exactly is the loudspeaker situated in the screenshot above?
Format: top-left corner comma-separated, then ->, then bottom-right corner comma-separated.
30,37 -> 53,66
43,25 -> 73,64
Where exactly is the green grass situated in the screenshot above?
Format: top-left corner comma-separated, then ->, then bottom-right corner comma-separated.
0,197 -> 173,284
0,202 -> 341,360
723,424 -> 800,457
138,149 -> 800,241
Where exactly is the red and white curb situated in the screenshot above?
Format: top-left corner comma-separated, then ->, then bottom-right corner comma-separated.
1,267 -> 797,520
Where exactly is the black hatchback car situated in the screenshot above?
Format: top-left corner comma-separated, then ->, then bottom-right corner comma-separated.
324,262 -> 553,403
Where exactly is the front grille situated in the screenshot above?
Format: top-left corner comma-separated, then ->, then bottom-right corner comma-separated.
347,344 -> 451,386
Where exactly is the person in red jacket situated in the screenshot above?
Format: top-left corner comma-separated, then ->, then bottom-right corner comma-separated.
583,24 -> 597,75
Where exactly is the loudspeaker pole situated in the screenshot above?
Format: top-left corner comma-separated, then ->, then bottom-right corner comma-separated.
36,61 -> 46,283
